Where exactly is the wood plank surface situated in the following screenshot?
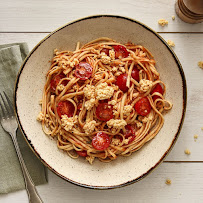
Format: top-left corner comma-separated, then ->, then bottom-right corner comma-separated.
0,32 -> 202,161
0,0 -> 202,33
1,163 -> 203,202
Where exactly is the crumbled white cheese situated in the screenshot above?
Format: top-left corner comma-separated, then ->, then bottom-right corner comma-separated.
101,55 -> 111,64
109,49 -> 115,60
85,98 -> 96,110
198,61 -> 203,69
113,110 -> 119,116
158,19 -> 168,26
114,71 -> 122,76
69,58 -> 79,68
139,79 -> 153,92
83,120 -> 96,135
108,100 -> 117,105
123,105 -> 132,116
136,122 -> 143,128
95,82 -> 114,100
112,66 -> 118,72
37,112 -> 45,122
94,73 -> 103,80
111,138 -> 121,146
83,85 -> 95,99
61,115 -> 78,132
119,66 -> 126,73
107,119 -> 127,133
167,40 -> 175,47
57,84 -> 65,91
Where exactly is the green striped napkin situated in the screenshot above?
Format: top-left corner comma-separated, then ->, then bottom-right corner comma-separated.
0,43 -> 47,194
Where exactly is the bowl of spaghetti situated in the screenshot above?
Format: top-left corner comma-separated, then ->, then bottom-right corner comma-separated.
15,15 -> 186,189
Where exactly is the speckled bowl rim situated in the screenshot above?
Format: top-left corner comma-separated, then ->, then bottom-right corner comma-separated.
14,15 -> 187,190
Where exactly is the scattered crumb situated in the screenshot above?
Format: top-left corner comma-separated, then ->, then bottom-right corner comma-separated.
165,179 -> 171,185
172,16 -> 175,20
198,61 -> 203,69
194,134 -> 198,142
201,127 -> 203,130
167,40 -> 175,47
184,149 -> 191,155
39,100 -> 42,105
158,19 -> 168,27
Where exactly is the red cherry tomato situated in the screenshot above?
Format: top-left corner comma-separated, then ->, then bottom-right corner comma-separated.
101,48 -> 109,55
57,101 -> 75,118
113,45 -> 129,59
151,84 -> 163,101
50,73 -> 66,92
92,132 -> 110,150
134,97 -> 151,116
76,150 -> 87,157
116,73 -> 129,92
131,67 -> 140,82
124,125 -> 136,144
96,103 -> 113,121
75,62 -> 93,80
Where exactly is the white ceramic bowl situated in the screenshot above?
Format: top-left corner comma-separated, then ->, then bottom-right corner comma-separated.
14,15 -> 187,189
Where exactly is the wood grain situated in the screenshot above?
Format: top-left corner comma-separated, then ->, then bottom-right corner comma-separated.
0,0 -> 202,32
1,163 -> 203,202
0,32 -> 202,162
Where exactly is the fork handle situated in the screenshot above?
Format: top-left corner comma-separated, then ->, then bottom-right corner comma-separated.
10,131 -> 43,203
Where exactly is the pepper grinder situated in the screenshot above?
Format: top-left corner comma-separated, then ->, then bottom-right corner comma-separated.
175,0 -> 203,23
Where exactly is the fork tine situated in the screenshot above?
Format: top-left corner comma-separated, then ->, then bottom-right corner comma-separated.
0,93 -> 6,119
0,92 -> 12,116
3,91 -> 14,115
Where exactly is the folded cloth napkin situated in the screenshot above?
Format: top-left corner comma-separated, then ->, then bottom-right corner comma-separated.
0,43 -> 47,194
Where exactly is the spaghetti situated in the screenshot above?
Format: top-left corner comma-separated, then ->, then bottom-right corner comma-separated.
37,37 -> 172,164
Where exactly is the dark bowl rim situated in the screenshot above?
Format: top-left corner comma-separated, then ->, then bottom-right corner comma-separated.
14,14 -> 187,190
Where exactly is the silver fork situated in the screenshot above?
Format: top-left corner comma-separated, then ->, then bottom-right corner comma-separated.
0,91 -> 43,203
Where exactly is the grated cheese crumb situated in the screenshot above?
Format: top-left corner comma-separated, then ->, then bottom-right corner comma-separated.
139,79 -> 153,92
61,115 -> 78,132
158,19 -> 168,27
107,119 -> 127,133
184,149 -> 191,155
172,16 -> 175,20
101,55 -> 111,64
123,105 -> 133,116
108,100 -> 117,105
198,61 -> 203,69
136,122 -> 143,128
95,82 -> 114,100
85,98 -> 96,110
36,112 -> 45,122
119,66 -> 126,73
83,85 -> 95,99
69,58 -> 79,68
109,49 -> 115,60
165,179 -> 172,185
57,84 -> 65,91
167,40 -> 175,47
83,120 -> 96,135
112,66 -> 118,72
111,138 -> 121,146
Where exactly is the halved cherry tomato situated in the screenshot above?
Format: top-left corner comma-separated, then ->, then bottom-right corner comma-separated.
50,73 -> 66,92
92,132 -> 110,150
131,67 -> 140,82
101,48 -> 109,55
113,45 -> 129,59
76,150 -> 87,157
75,62 -> 93,80
57,101 -> 75,118
151,84 -> 163,101
124,125 -> 136,144
116,73 -> 129,92
96,103 -> 113,121
134,97 -> 151,116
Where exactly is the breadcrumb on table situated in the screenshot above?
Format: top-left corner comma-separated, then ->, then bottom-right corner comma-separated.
167,40 -> 175,47
158,19 -> 168,27
184,149 -> 191,155
198,61 -> 203,69
194,134 -> 198,141
165,179 -> 171,185
172,16 -> 175,20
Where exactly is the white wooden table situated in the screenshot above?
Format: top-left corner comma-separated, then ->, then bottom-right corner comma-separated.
0,0 -> 203,202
